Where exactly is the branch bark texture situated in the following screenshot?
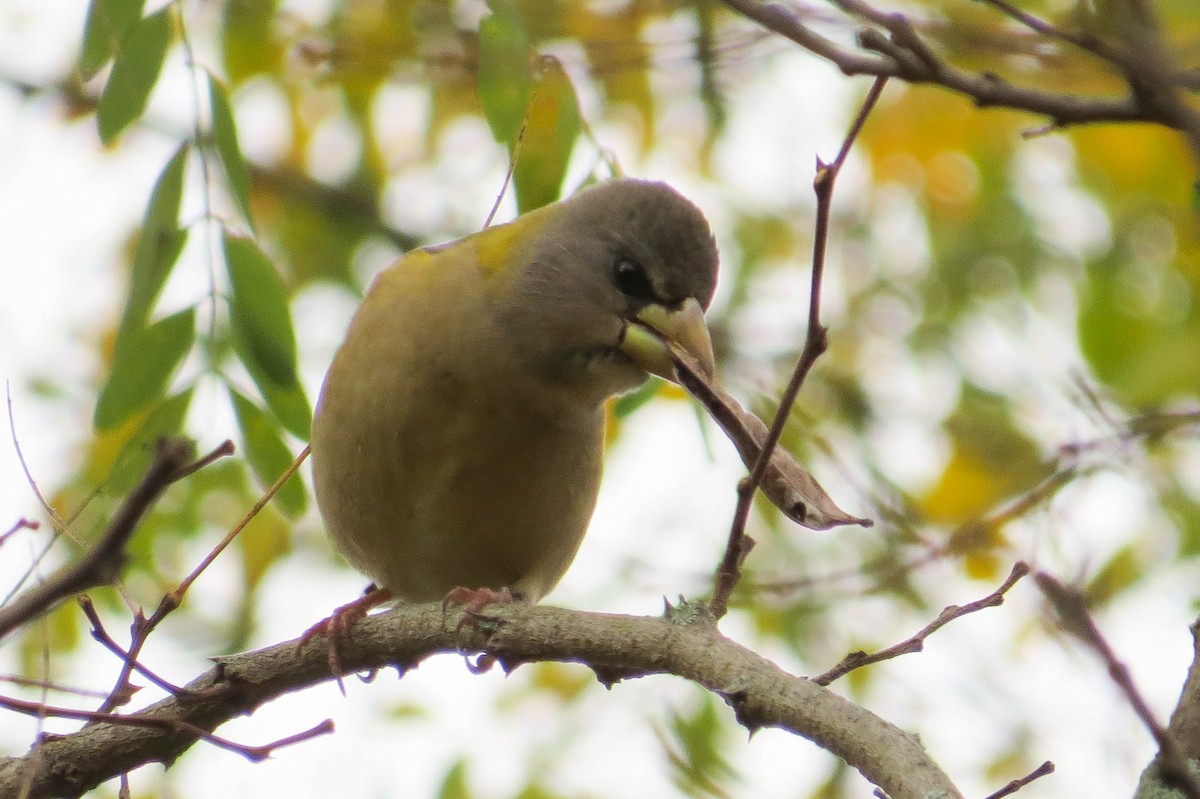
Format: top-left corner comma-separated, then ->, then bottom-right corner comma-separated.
0,603 -> 963,799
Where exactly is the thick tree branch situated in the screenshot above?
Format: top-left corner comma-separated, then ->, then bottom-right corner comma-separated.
1037,574 -> 1200,799
1135,615 -> 1200,798
0,604 -> 965,799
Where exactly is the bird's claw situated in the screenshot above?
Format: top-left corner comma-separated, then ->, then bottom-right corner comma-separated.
442,586 -> 516,630
301,586 -> 392,694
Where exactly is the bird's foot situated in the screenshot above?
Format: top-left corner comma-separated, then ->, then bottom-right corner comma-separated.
301,585 -> 393,694
442,586 -> 516,619
443,587 -> 518,674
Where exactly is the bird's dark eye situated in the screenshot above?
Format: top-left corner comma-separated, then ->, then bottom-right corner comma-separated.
613,259 -> 655,301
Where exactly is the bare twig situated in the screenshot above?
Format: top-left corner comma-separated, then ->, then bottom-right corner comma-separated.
1111,0 -> 1200,160
77,598 -> 189,700
0,676 -> 107,700
1125,408 -> 1200,439
708,75 -> 887,620
815,562 -> 1030,685
975,0 -> 1126,64
0,439 -> 210,640
171,440 -> 235,480
168,444 -> 309,608
7,382 -> 79,546
0,518 -> 38,548
0,694 -> 333,762
716,0 -> 1169,129
1036,573 -> 1200,799
982,760 -> 1055,799
94,443 -> 307,716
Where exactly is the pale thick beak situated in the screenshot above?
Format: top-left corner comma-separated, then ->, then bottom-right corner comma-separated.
619,297 -> 715,383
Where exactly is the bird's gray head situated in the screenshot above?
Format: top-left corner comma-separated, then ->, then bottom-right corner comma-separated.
501,179 -> 720,409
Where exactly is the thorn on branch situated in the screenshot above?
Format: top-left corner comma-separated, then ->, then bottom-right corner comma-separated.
591,664 -> 644,689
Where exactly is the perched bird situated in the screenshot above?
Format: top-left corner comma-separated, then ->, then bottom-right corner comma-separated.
310,179 -> 719,609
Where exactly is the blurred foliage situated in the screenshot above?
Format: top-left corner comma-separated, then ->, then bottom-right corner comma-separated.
3,0 -> 1200,796
656,693 -> 739,798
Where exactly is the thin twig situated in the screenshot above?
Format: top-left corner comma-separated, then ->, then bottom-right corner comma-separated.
708,75 -> 887,620
975,0 -> 1126,65
484,55 -> 554,228
1036,573 -> 1200,799
6,382 -> 79,546
171,439 -> 235,480
981,760 -> 1055,799
77,598 -> 189,700
0,676 -> 107,700
1111,0 -> 1200,161
0,694 -> 333,762
94,443 -> 308,716
814,562 -> 1030,685
0,518 -> 38,548
716,0 -> 1163,129
169,444 -> 310,607
0,439 -> 204,640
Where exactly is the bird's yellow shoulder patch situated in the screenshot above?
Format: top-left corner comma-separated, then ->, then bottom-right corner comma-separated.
474,206 -> 554,278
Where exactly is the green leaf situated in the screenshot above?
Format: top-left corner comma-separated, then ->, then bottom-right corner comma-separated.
230,389 -> 307,516
235,334 -> 313,440
658,696 -> 737,799
477,5 -> 580,212
258,377 -> 312,441
117,144 -> 188,346
436,760 -> 470,799
105,389 -> 195,494
1078,249 -> 1200,406
1083,544 -> 1144,607
95,307 -> 195,431
79,0 -> 147,79
220,0 -> 281,85
612,378 -> 662,419
223,233 -> 298,388
207,72 -> 254,230
477,0 -> 532,147
512,55 -> 582,213
97,7 -> 171,145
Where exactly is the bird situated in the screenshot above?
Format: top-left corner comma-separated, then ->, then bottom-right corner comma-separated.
310,178 -> 719,615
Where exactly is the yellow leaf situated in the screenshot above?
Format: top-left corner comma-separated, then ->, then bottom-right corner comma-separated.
921,448 -> 1005,523
963,550 -> 1002,581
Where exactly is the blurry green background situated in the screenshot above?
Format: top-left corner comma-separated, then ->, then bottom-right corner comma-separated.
1,0 -> 1198,797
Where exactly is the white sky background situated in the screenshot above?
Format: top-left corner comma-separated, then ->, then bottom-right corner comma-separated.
1,1 -> 1199,798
